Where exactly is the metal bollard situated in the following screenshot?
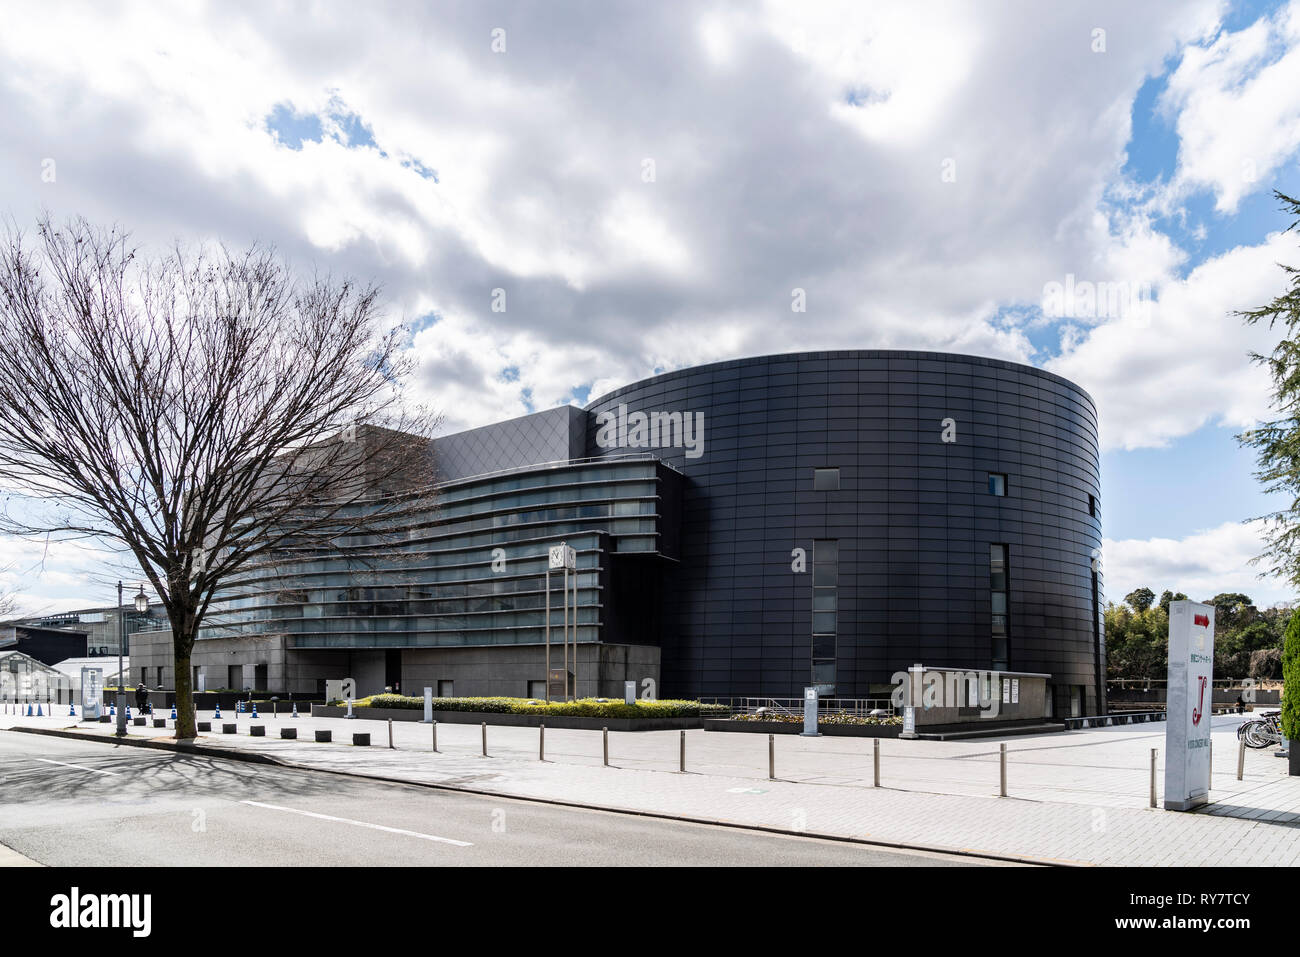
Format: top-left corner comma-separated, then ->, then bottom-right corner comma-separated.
388,718 -> 394,750
999,743 -> 1007,797
679,729 -> 686,772
603,727 -> 609,767
432,719 -> 438,752
482,721 -> 487,756
768,734 -> 775,780
539,723 -> 545,761
873,738 -> 881,787
1150,748 -> 1158,808
1237,737 -> 1245,781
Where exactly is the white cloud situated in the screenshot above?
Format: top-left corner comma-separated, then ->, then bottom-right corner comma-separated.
1048,230 -> 1291,450
0,536 -> 127,617
1160,0 -> 1300,213
0,0 -> 1295,606
1103,520 -> 1294,607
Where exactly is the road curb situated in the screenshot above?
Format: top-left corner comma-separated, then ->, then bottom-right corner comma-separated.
6,725 -> 1084,867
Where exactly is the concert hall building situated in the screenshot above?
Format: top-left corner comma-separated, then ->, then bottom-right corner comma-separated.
130,350 -> 1105,716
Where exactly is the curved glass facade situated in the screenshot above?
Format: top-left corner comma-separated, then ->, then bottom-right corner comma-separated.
203,456 -> 681,650
585,351 -> 1105,713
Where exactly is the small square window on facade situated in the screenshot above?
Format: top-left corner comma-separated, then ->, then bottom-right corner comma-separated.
988,472 -> 1007,496
813,467 -> 840,490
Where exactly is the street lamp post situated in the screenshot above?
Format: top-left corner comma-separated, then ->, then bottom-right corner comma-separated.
115,581 -> 127,737
114,581 -> 150,738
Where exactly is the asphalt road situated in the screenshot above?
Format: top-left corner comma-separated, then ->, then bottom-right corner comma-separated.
0,731 -> 994,867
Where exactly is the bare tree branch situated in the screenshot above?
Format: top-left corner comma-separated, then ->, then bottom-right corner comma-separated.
0,216 -> 440,736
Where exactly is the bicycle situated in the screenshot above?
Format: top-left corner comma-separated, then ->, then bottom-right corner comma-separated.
1237,710 -> 1282,749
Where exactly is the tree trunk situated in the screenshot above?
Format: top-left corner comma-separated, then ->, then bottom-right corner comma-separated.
172,622 -> 197,739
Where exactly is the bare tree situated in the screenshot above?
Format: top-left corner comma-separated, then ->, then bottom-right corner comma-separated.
0,217 -> 438,737
0,578 -> 16,620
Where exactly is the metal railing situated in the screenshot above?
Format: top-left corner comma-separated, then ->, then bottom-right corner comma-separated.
700,696 -> 895,717
1107,678 -> 1281,689
1062,711 -> 1166,730
1061,707 -> 1243,731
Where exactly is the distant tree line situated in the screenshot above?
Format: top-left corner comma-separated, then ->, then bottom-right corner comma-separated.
1105,587 -> 1290,681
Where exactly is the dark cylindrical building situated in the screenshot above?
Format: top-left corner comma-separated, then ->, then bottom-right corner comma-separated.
584,350 -> 1104,716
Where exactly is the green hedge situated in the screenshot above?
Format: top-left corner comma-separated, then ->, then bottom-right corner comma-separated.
1283,609 -> 1300,742
730,712 -> 902,726
347,693 -> 729,719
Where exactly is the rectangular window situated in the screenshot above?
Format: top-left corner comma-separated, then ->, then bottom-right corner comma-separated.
1088,493 -> 1097,517
813,467 -> 840,491
812,540 -> 838,694
812,539 -> 838,586
988,472 -> 1007,496
990,543 -> 1009,670
812,661 -> 836,689
527,680 -> 546,699
437,680 -> 454,697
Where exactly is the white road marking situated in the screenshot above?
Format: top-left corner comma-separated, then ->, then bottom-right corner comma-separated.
239,800 -> 473,846
35,758 -> 118,776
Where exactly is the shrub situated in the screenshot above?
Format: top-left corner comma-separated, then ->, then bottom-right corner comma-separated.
348,694 -> 728,720
1283,609 -> 1300,741
730,712 -> 901,726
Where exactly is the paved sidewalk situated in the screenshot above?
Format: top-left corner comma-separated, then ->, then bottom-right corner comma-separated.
0,841 -> 40,867
3,708 -> 1296,865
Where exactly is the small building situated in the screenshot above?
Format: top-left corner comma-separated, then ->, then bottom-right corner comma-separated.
13,605 -> 169,657
0,650 -> 73,704
48,656 -> 129,701
0,624 -> 90,666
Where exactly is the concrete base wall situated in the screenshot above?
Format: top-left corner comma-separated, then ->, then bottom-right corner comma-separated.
400,643 -> 660,699
134,636 -> 660,699
129,632 -> 289,693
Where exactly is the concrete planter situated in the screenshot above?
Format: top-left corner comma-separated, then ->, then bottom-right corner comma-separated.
310,704 -> 704,732
703,718 -> 902,738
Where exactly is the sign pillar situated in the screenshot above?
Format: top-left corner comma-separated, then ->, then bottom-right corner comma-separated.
1164,600 -> 1216,811
342,676 -> 356,720
548,542 -> 578,700
899,663 -> 923,739
422,686 -> 433,723
801,686 -> 820,737
544,565 -> 551,702
80,667 -> 103,720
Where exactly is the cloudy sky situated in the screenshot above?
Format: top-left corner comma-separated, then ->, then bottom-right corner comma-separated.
0,0 -> 1298,612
